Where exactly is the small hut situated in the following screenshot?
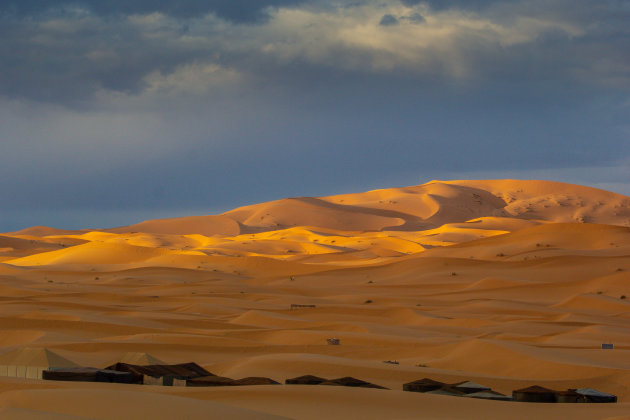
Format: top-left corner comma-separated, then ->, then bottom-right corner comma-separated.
575,388 -> 617,403
285,375 -> 327,385
512,385 -> 557,403
320,376 -> 387,389
451,381 -> 492,394
403,378 -> 445,393
0,347 -> 79,379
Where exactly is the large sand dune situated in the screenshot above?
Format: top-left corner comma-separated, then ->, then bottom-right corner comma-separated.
0,179 -> 629,419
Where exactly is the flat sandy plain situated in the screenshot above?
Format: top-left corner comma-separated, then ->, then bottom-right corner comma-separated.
1,179 -> 629,419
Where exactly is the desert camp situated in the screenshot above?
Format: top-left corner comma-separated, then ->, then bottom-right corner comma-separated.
0,349 -> 617,406
0,348 -> 78,380
103,362 -> 211,386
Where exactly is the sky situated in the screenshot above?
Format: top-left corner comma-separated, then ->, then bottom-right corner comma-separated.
1,0 -> 629,231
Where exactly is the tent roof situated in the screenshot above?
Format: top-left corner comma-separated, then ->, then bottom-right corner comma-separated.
285,375 -> 327,384
233,377 -> 280,386
426,387 -> 465,396
575,388 -> 616,397
453,381 -> 491,390
105,352 -> 165,367
325,377 -> 387,389
0,347 -> 78,368
513,385 -> 555,394
404,378 -> 445,386
105,362 -> 211,378
464,391 -> 512,400
286,375 -> 326,381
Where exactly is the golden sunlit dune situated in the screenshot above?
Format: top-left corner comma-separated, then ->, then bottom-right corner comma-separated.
0,179 -> 629,419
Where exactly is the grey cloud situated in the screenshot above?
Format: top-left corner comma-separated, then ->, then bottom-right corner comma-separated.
401,13 -> 425,23
379,14 -> 399,26
0,0 -> 306,22
0,15 -> 175,103
423,0 -> 520,11
1,0 -> 629,105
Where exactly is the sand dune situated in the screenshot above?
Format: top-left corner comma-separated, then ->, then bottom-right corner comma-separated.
0,387 -> 289,420
0,179 -> 629,418
4,242 -> 172,267
97,179 -> 630,238
420,222 -> 630,261
6,226 -> 84,237
109,215 -> 241,237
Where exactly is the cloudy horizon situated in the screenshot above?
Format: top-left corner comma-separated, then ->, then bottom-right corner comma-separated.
2,0 -> 629,231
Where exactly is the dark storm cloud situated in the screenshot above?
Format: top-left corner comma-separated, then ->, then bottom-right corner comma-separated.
1,0 -> 629,104
379,14 -> 399,26
0,0 -> 306,22
0,13 -> 168,102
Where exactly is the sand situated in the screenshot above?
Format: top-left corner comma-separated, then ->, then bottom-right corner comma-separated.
0,179 -> 629,419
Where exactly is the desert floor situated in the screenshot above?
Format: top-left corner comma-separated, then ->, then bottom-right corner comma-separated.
0,180 -> 629,419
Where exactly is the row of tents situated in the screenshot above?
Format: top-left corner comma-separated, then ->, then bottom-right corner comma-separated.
403,378 -> 511,401
0,348 -> 618,403
514,385 -> 618,404
0,347 -> 165,380
0,347 -> 285,387
403,378 -> 618,403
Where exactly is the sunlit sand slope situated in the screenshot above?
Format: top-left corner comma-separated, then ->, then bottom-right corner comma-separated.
5,180 -> 629,265
108,179 -> 630,236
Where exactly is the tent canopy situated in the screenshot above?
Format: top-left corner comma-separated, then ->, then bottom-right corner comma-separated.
102,352 -> 165,368
453,381 -> 491,391
0,347 -> 78,368
575,388 -> 615,398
